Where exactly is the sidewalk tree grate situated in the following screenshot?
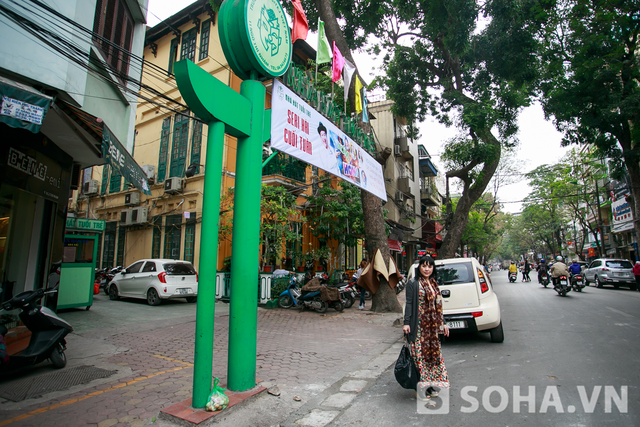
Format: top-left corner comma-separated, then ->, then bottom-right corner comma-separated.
0,365 -> 117,402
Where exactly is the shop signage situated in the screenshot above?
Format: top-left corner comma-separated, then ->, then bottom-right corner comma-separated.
66,218 -> 106,232
271,80 -> 386,200
219,0 -> 291,80
102,126 -> 151,195
612,197 -> 634,233
0,76 -> 52,134
5,146 -> 63,202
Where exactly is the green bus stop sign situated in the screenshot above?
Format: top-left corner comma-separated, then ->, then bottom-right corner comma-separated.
219,0 -> 292,80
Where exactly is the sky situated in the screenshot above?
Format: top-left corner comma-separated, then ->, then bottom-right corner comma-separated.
146,0 -> 573,214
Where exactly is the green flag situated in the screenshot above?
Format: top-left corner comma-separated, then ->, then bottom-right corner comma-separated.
317,18 -> 332,64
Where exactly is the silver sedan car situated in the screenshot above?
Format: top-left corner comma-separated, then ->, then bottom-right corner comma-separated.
583,258 -> 635,290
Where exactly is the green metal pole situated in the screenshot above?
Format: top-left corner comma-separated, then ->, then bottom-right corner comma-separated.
192,121 -> 225,407
227,79 -> 265,391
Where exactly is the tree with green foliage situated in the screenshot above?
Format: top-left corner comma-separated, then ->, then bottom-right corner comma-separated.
306,181 -> 365,273
539,0 -> 640,256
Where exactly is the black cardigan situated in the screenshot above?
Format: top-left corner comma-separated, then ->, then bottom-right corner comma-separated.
403,278 -> 420,342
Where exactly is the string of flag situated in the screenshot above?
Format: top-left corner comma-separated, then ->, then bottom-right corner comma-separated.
290,0 -> 368,122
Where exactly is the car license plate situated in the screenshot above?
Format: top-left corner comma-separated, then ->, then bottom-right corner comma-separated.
177,288 -> 189,295
447,321 -> 465,329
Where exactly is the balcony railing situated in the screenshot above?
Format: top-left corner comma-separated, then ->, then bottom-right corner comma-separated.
262,153 -> 308,182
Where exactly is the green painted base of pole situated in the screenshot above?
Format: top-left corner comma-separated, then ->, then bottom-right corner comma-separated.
227,80 -> 266,391
192,121 -> 225,408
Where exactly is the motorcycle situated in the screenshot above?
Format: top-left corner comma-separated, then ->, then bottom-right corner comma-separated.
540,272 -> 550,288
508,271 -> 517,283
0,288 -> 73,372
278,279 -> 343,313
337,279 -> 356,309
553,275 -> 571,296
101,266 -> 123,295
571,273 -> 585,292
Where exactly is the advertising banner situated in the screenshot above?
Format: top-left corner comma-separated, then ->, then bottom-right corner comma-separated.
270,79 -> 386,201
612,197 -> 634,233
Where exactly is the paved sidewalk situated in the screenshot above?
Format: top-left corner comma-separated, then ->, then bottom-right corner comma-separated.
0,293 -> 404,427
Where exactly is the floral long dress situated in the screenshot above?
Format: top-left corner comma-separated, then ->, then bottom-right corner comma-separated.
409,277 -> 449,388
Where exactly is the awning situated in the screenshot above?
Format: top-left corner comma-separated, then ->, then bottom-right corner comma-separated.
102,126 -> 151,195
0,76 -> 52,134
388,239 -> 403,252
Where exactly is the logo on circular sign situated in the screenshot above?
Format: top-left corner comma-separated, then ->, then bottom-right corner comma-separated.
246,0 -> 291,77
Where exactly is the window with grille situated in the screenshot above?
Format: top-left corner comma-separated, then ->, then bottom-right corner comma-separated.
168,38 -> 179,75
158,117 -> 171,182
181,29 -> 197,63
152,216 -> 162,259
102,222 -> 117,268
184,215 -> 196,263
164,215 -> 182,259
116,226 -> 126,266
199,20 -> 211,61
92,0 -> 134,78
169,112 -> 190,178
190,121 -> 202,174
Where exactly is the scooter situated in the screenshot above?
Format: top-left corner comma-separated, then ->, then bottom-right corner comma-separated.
540,272 -> 550,288
508,271 -> 517,283
101,266 -> 123,295
553,275 -> 571,296
0,288 -> 73,372
571,273 -> 585,292
278,279 -> 343,313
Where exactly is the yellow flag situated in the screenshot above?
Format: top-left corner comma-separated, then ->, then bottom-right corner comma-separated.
355,76 -> 363,115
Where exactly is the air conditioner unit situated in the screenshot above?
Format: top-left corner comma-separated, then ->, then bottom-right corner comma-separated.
141,165 -> 155,184
120,209 -> 132,225
394,145 -> 401,156
130,207 -> 148,225
395,191 -> 404,202
83,179 -> 99,195
124,192 -> 140,206
164,177 -> 183,194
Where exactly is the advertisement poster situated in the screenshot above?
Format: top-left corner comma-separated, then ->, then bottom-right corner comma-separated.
612,197 -> 634,233
270,79 -> 386,201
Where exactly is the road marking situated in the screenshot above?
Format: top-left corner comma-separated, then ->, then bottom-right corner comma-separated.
0,355 -> 192,426
606,307 -> 634,318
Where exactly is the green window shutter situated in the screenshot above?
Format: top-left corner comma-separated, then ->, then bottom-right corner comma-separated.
158,116 -> 171,182
190,120 -> 202,174
181,29 -> 197,63
163,214 -> 182,259
152,216 -> 162,259
101,165 -> 109,195
184,214 -> 196,263
169,112 -> 190,178
116,226 -> 126,266
109,166 -> 122,193
199,20 -> 211,61
168,38 -> 178,75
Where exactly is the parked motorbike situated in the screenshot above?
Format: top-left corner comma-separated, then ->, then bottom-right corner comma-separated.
0,288 -> 73,372
395,276 -> 406,294
278,279 -> 343,313
100,266 -> 123,295
508,271 -> 517,283
540,272 -> 550,288
571,273 -> 585,292
337,279 -> 356,308
553,275 -> 571,296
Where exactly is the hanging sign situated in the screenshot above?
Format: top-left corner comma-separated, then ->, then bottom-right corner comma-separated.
270,80 -> 386,201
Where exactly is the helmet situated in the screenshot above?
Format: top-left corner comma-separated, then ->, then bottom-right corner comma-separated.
540,259 -> 546,263
556,255 -> 563,261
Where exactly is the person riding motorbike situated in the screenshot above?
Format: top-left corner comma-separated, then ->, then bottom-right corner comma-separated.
569,260 -> 582,276
550,255 -> 570,287
508,261 -> 517,279
537,258 -> 549,284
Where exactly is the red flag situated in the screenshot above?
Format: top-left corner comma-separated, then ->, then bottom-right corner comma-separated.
291,0 -> 308,44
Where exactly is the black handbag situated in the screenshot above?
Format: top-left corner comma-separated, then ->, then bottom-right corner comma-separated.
394,341 -> 419,390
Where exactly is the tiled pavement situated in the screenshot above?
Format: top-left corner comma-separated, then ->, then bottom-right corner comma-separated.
0,297 -> 403,427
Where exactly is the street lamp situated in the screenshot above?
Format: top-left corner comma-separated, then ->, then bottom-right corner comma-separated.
185,163 -> 204,178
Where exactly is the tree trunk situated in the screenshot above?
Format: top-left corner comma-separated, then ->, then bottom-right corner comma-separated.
623,147 -> 640,262
439,130 -> 502,258
314,0 -> 401,312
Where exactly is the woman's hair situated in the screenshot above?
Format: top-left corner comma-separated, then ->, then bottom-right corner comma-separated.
360,259 -> 369,269
414,255 -> 437,281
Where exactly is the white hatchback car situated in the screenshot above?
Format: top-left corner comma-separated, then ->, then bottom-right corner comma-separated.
108,259 -> 198,306
406,257 -> 503,342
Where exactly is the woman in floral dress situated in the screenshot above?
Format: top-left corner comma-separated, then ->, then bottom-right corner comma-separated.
402,256 -> 450,401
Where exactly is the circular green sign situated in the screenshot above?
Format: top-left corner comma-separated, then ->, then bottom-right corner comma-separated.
219,0 -> 292,80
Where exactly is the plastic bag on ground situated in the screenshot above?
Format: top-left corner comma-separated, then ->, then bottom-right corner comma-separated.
205,378 -> 229,412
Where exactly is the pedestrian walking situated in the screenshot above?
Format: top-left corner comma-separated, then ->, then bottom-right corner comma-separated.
354,259 -> 369,310
633,261 -> 640,292
402,255 -> 450,402
523,261 -> 531,282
